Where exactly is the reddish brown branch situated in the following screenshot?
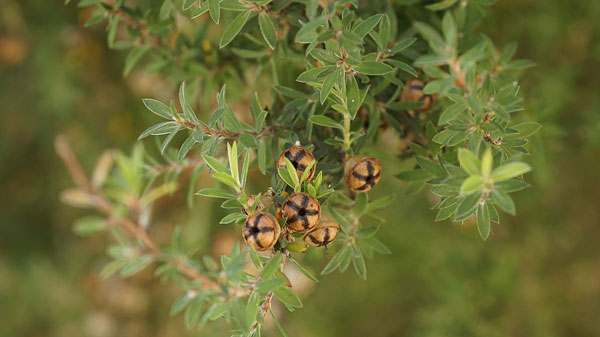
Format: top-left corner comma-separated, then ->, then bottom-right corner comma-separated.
178,119 -> 283,139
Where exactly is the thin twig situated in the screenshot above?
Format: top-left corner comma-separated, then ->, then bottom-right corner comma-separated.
55,135 -> 219,289
177,119 -> 284,139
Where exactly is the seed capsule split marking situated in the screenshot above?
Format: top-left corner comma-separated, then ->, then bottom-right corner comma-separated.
352,160 -> 380,191
282,192 -> 321,232
277,145 -> 316,182
242,212 -> 280,251
285,148 -> 307,171
401,78 -> 435,116
345,156 -> 382,192
303,215 -> 339,247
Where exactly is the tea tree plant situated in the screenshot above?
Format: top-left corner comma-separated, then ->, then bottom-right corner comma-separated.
59,0 -> 540,335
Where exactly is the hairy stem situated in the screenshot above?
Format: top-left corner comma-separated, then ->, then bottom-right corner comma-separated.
343,112 -> 351,152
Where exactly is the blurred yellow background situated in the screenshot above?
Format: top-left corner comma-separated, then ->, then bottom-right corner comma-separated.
1,0 -> 600,336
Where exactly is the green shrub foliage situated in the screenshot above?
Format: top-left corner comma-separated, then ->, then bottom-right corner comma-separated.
61,0 -> 539,335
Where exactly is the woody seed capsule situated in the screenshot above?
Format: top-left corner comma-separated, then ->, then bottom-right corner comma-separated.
281,192 -> 321,232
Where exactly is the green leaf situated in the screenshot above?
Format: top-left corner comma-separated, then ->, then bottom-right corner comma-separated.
295,16 -> 327,43
299,160 -> 315,183
481,148 -> 493,177
379,14 -> 391,49
239,133 -> 257,149
296,66 -> 334,83
73,216 -> 106,236
219,10 -> 252,48
347,75 -> 361,119
354,192 -> 368,217
120,255 -> 153,277
491,162 -> 531,182
389,37 -> 417,55
496,179 -> 529,193
123,46 -> 148,76
202,155 -> 229,173
84,11 -> 106,27
142,98 -> 172,119
160,125 -> 181,154
487,202 -> 500,223
212,172 -> 239,189
273,85 -> 308,99
309,115 -> 344,129
261,253 -> 283,279
178,136 -> 197,163
288,257 -> 318,282
320,69 -> 338,103
258,12 -> 277,49
414,21 -> 445,53
100,260 -> 123,279
278,167 -> 297,189
454,192 -> 482,221
458,148 -> 481,175
507,122 -> 542,138
442,11 -> 457,47
106,16 -> 118,48
170,293 -> 192,316
491,189 -> 516,215
256,278 -> 287,293
499,41 -> 518,64
477,203 -> 491,241
460,175 -> 484,195
365,194 -> 396,212
220,212 -> 245,224
273,286 -> 303,308
287,242 -> 308,253
179,81 -> 199,124
196,188 -> 236,199
240,150 -> 251,187
258,139 -> 267,174
221,0 -> 246,11
353,14 -> 383,38
351,244 -> 367,280
321,246 -> 350,275
354,62 -> 394,76
426,0 -> 458,11
385,59 -> 417,77
415,156 -> 447,177
360,237 -> 391,255
185,297 -> 205,328
356,225 -> 378,238
208,0 -> 220,24
505,59 -> 536,70
436,202 -> 459,221
439,101 -> 467,124
227,141 -> 240,186
182,0 -> 196,10
395,169 -> 432,182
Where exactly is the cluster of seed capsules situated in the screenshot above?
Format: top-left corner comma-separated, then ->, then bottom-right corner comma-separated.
242,145 -> 382,252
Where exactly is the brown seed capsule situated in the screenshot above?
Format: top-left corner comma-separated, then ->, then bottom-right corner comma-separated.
400,79 -> 436,117
281,192 -> 321,232
277,145 -> 316,182
303,215 -> 339,247
242,212 -> 281,251
345,155 -> 382,193
242,195 -> 265,215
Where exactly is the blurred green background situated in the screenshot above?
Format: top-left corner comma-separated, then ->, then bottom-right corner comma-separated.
1,0 -> 600,336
